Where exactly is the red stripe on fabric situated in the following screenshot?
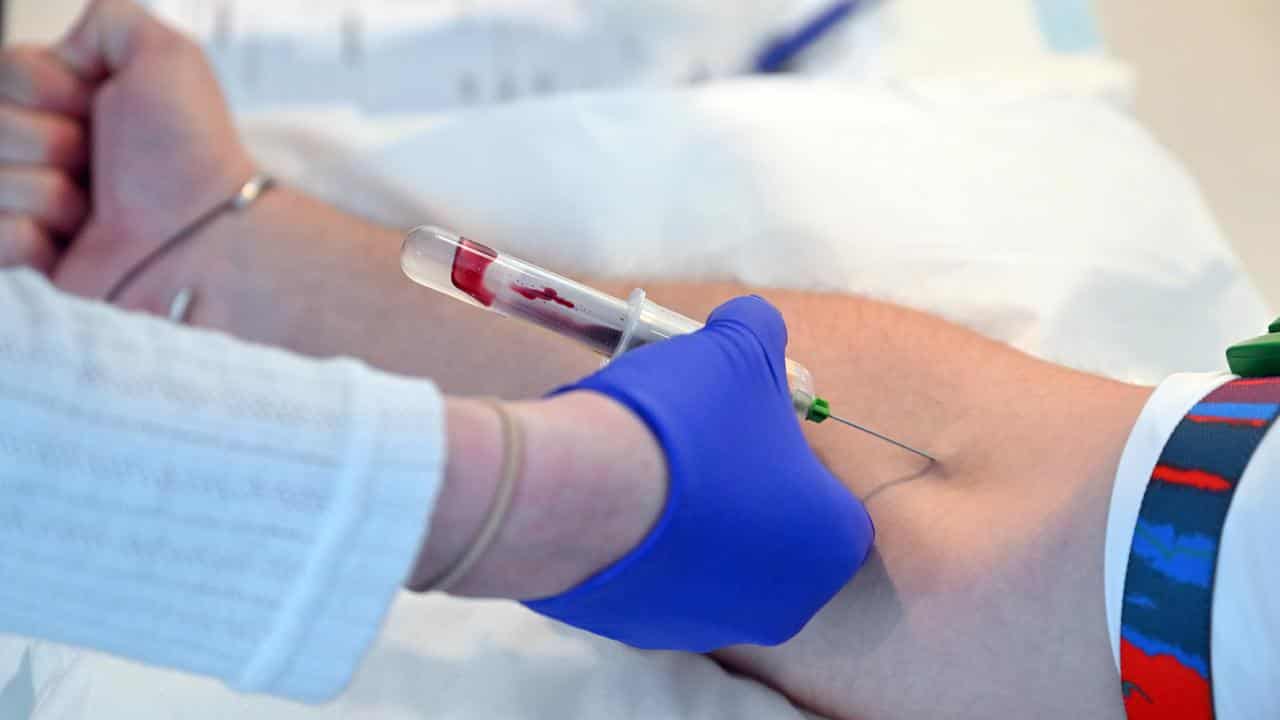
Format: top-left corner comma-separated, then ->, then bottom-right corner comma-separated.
1206,377 -> 1280,403
1224,377 -> 1280,386
1121,638 -> 1213,720
1151,465 -> 1232,492
1185,414 -> 1269,428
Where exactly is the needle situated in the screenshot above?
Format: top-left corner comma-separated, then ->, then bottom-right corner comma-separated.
828,412 -> 936,463
800,394 -> 937,463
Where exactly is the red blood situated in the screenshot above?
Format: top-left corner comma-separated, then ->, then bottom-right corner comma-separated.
451,238 -> 499,306
511,285 -> 576,308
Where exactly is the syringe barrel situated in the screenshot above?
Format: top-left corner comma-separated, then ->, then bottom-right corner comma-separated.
616,292 -> 817,400
400,225 -> 816,399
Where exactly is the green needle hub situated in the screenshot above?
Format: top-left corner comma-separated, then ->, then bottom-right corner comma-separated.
805,396 -> 832,424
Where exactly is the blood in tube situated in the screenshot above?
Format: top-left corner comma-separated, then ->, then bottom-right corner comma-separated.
447,235 -> 621,353
512,298 -> 624,353
511,285 -> 575,308
451,238 -> 498,306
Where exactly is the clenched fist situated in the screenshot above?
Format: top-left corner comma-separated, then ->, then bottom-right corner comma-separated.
0,0 -> 254,303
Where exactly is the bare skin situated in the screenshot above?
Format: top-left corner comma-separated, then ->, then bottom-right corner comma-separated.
0,3 -> 1149,716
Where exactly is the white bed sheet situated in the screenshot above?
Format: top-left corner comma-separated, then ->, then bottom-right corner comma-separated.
248,81 -> 1271,382
4,80 -> 1271,720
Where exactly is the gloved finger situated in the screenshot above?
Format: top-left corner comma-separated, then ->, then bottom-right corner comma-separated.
705,294 -> 789,359
55,0 -> 188,82
0,215 -> 58,273
0,167 -> 89,236
0,46 -> 94,116
0,105 -> 88,169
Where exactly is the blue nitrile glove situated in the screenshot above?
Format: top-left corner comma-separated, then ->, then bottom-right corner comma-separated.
523,295 -> 874,651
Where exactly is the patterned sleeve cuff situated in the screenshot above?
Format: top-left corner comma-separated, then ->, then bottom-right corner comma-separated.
1103,372 -> 1233,671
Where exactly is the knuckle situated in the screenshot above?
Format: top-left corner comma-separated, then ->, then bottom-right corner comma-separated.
0,169 -> 85,230
0,106 -> 28,151
0,215 -> 36,240
0,217 -> 49,267
0,48 -> 38,104
53,122 -> 88,168
44,170 -> 75,198
0,170 -> 29,210
21,171 -> 60,210
45,173 -> 88,226
0,107 -> 77,166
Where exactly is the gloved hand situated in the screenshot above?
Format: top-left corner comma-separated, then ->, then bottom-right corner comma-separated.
524,295 -> 874,651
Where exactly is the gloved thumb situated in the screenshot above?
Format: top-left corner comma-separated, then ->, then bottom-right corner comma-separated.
54,0 -> 179,81
705,294 -> 790,376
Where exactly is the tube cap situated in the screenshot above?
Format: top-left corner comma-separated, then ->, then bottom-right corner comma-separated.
1227,316 -> 1280,377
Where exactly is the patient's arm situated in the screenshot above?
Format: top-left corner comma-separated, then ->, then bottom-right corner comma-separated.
656,284 -> 1147,720
101,188 -> 1147,719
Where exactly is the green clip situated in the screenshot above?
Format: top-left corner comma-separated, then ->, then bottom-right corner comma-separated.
1227,316 -> 1280,377
806,396 -> 832,424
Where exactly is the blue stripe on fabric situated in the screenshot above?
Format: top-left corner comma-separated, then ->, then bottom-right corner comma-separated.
1122,562 -> 1212,660
1031,0 -> 1102,53
1122,627 -> 1209,679
1160,422 -> 1270,484
1131,520 -> 1215,588
1137,483 -> 1234,540
1189,402 -> 1280,421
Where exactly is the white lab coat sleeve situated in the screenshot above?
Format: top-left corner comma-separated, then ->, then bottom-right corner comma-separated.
0,269 -> 446,703
1105,371 -> 1280,718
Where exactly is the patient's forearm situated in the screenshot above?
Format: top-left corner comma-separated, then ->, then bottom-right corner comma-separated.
118,187 -> 601,396
652,286 -> 1151,719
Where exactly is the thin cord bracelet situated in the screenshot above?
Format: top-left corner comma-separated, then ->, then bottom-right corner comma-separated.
104,173 -> 276,322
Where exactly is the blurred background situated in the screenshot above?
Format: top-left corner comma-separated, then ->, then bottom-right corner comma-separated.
2,0 -> 1276,307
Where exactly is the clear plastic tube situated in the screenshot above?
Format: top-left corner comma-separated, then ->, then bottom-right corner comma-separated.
401,225 -> 817,408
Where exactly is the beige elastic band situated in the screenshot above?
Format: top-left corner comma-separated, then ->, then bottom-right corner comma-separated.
416,398 -> 523,593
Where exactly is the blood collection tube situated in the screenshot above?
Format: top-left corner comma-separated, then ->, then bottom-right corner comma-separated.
400,225 -> 819,413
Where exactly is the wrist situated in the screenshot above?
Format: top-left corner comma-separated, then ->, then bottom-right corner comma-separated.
117,185 -> 373,349
509,391 -> 668,598
412,392 -> 667,599
103,178 -> 290,321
